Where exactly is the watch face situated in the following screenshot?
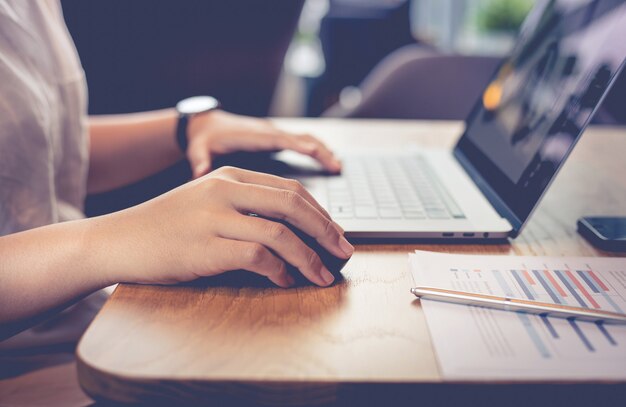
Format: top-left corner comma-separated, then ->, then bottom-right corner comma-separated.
176,96 -> 220,115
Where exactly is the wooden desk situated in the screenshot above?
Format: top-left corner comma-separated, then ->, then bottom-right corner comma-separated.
77,119 -> 626,405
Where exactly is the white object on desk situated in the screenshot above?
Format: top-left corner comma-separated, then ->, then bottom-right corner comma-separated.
409,250 -> 626,380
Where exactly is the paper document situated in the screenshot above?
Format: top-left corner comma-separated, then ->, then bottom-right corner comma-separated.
409,251 -> 626,380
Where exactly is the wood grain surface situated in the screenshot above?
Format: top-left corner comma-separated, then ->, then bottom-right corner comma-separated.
76,119 -> 626,405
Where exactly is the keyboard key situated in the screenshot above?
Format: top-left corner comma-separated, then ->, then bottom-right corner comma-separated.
355,198 -> 376,206
379,208 -> 402,218
331,205 -> 352,213
355,206 -> 378,218
427,209 -> 450,219
328,179 -> 348,190
403,210 -> 426,219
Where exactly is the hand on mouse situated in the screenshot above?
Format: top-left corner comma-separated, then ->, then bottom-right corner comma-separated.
185,110 -> 342,178
89,166 -> 353,288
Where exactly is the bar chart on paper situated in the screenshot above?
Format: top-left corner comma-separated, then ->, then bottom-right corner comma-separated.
409,251 -> 626,380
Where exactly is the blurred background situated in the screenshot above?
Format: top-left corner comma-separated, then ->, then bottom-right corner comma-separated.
60,0 -> 624,214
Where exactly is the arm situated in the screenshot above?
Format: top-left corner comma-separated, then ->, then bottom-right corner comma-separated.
87,109 -> 183,194
88,109 -> 341,194
0,167 -> 353,340
0,217 -> 114,340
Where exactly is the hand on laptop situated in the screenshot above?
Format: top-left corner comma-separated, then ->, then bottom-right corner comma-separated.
185,110 -> 342,178
93,166 -> 353,288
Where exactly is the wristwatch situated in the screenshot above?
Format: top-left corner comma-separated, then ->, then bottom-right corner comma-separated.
175,96 -> 221,153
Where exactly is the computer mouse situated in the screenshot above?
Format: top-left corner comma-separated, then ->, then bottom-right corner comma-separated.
194,218 -> 349,288
280,220 -> 349,286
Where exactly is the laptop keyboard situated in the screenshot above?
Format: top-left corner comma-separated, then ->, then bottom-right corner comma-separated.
327,155 -> 465,220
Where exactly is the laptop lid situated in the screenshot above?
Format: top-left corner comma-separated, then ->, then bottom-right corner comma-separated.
454,0 -> 626,237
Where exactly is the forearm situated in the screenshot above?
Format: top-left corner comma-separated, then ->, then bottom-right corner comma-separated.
0,165 -> 352,339
87,109 -> 184,194
0,218 -> 115,339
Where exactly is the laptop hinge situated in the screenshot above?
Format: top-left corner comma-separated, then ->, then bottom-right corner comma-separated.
453,148 -> 523,237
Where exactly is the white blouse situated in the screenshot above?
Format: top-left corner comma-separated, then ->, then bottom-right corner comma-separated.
0,0 -> 108,352
0,0 -> 88,235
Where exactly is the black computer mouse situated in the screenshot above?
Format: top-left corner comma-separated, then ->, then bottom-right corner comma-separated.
194,219 -> 349,288
281,220 -> 349,286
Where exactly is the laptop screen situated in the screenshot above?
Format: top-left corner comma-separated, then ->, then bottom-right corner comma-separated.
455,0 -> 626,231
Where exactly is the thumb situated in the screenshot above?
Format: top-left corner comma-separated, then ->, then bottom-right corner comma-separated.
187,142 -> 212,179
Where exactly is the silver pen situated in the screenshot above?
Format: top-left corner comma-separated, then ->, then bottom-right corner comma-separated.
410,286 -> 626,325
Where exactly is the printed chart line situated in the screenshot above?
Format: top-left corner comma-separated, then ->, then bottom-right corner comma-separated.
511,270 -> 535,300
544,270 -> 568,297
517,313 -> 551,359
540,314 -> 559,339
568,319 -> 595,352
555,270 -> 587,308
596,322 -> 618,346
565,270 -> 600,308
578,270 -> 623,313
532,270 -> 563,304
493,270 -> 515,298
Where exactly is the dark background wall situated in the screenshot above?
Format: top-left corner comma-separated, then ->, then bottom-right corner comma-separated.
61,0 -> 303,116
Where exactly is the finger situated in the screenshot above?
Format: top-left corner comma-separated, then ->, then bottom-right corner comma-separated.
213,128 -> 281,152
277,133 -> 341,173
218,214 -> 336,287
226,182 -> 354,259
205,237 -> 294,288
211,126 -> 341,173
214,166 -> 334,223
187,138 -> 212,179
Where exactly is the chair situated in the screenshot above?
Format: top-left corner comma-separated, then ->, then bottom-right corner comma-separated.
323,45 -> 503,120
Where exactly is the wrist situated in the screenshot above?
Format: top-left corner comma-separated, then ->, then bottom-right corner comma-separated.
83,203 -> 172,285
80,216 -> 126,288
186,109 -> 221,143
175,96 -> 221,153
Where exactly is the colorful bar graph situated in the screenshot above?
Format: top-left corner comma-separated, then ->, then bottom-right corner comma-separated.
532,270 -> 563,304
577,270 -> 599,293
555,270 -> 587,308
565,270 -> 601,308
587,269 -> 609,291
568,319 -> 595,352
511,270 -> 535,300
452,264 -> 622,355
517,313 -> 551,358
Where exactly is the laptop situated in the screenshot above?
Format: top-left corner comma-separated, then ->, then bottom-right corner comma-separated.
285,0 -> 626,239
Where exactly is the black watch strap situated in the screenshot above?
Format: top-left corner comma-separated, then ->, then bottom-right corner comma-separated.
176,113 -> 190,153
175,96 -> 221,153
